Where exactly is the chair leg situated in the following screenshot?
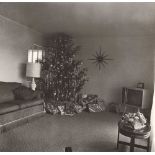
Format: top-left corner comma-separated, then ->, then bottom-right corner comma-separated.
130,136 -> 135,152
117,128 -> 120,149
147,137 -> 150,152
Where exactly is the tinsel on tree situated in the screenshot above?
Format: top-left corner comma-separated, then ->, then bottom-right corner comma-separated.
39,33 -> 88,102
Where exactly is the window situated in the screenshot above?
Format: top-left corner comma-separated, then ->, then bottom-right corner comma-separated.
28,44 -> 44,63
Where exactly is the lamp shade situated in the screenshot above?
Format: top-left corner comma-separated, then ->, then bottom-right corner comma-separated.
26,63 -> 41,78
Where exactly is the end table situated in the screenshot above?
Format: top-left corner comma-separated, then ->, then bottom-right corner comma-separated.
117,121 -> 151,152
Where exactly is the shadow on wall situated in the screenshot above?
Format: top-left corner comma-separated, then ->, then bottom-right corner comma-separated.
19,63 -> 26,79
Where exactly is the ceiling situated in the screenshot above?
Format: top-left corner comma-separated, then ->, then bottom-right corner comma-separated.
0,2 -> 155,37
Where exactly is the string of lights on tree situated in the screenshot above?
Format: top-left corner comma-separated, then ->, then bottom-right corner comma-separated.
39,33 -> 88,102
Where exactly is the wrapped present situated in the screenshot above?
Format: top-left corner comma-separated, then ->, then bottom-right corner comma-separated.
58,105 -> 65,115
52,107 -> 59,115
80,94 -> 98,106
97,98 -> 106,111
65,103 -> 76,116
88,103 -> 105,112
45,103 -> 59,115
74,104 -> 83,113
87,96 -> 105,112
88,104 -> 99,112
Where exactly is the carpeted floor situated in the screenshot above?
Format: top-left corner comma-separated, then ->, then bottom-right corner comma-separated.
0,112 -> 147,152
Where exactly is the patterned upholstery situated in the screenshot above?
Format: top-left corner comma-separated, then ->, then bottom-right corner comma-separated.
0,81 -> 44,125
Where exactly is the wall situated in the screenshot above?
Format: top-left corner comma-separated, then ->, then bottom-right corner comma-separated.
0,15 -> 44,83
76,36 -> 154,105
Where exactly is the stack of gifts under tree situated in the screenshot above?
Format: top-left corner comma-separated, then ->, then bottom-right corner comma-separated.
45,94 -> 106,116
78,94 -> 106,112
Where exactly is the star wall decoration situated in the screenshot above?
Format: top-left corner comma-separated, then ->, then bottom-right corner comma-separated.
88,47 -> 113,70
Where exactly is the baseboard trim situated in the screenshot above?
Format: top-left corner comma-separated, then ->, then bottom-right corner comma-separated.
0,111 -> 46,134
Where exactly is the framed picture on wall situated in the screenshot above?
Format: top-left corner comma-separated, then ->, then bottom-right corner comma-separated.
137,82 -> 144,89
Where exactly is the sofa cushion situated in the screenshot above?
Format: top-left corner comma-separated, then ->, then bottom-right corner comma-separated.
0,82 -> 21,104
17,99 -> 44,109
0,86 -> 15,104
0,99 -> 44,115
13,86 -> 38,100
0,104 -> 44,125
0,102 -> 19,115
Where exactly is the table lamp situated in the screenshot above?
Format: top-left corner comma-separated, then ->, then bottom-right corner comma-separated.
26,62 -> 41,91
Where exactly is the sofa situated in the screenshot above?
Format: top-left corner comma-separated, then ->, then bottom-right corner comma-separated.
0,81 -> 45,130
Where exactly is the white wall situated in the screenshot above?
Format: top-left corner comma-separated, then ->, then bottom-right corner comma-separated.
0,15 -> 44,83
0,12 -> 153,106
76,36 -> 154,105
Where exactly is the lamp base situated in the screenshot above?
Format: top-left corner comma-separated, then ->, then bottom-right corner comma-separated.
31,78 -> 36,91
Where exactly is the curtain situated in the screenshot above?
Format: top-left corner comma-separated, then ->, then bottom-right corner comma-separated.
151,84 -> 155,151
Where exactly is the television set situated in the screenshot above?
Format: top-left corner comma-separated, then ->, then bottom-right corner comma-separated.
122,87 -> 152,109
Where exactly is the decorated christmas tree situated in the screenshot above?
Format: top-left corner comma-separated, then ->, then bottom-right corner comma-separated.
40,33 -> 88,103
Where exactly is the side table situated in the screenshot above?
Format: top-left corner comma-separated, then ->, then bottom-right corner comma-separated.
117,121 -> 151,152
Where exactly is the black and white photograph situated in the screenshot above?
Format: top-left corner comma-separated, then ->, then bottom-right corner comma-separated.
0,0 -> 155,152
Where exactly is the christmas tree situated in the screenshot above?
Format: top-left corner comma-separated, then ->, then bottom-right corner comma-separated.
40,33 -> 88,103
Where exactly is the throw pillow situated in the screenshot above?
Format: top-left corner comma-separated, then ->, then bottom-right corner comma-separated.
0,82 -> 21,103
13,86 -> 37,100
0,85 -> 15,103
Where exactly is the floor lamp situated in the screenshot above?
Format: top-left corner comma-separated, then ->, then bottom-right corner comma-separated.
26,62 -> 41,91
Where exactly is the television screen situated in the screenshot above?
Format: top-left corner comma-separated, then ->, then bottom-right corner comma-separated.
122,88 -> 143,107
